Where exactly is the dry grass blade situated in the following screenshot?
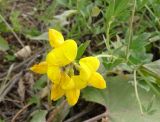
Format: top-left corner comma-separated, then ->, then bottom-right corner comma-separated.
0,14 -> 25,48
17,78 -> 25,101
0,64 -> 14,94
0,47 -> 46,78
83,110 -> 108,122
11,103 -> 31,122
0,72 -> 23,102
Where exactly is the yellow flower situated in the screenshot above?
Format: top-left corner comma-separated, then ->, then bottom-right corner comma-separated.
31,29 -> 78,105
72,57 -> 106,89
31,29 -> 77,83
50,72 -> 80,105
30,29 -> 106,106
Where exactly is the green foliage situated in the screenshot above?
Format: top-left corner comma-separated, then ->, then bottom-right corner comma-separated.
30,110 -> 47,122
0,118 -> 5,122
0,0 -> 160,121
143,60 -> 160,79
4,54 -> 16,61
28,32 -> 48,41
27,96 -> 40,105
91,6 -> 101,17
33,76 -> 47,90
129,33 -> 153,65
0,36 -> 9,51
10,11 -> 22,32
76,40 -> 90,59
141,60 -> 160,85
82,75 -> 160,122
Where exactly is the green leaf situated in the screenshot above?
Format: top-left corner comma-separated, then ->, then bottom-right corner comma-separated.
0,118 -> 5,122
56,0 -> 68,6
30,110 -> 47,122
114,0 -> 130,16
0,36 -> 9,51
5,54 -> 16,61
105,0 -> 115,22
27,96 -> 40,105
0,22 -> 9,32
143,60 -> 160,78
141,60 -> 160,84
103,58 -> 123,71
129,51 -> 153,65
76,40 -> 90,59
82,75 -> 160,122
28,32 -> 48,41
129,33 -> 153,64
33,76 -> 47,90
51,10 -> 77,27
130,33 -> 151,51
91,6 -> 101,17
10,11 -> 22,31
82,87 -> 108,106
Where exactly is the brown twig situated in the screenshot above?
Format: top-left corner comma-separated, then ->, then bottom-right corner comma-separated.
83,110 -> 108,122
4,98 -> 21,103
0,47 -> 46,78
11,104 -> 31,122
64,104 -> 94,122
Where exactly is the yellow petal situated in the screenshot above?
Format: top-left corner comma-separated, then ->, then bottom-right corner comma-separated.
88,72 -> 106,89
79,57 -> 100,72
65,89 -> 80,105
72,76 -> 87,89
30,61 -> 47,74
46,40 -> 77,66
46,49 -> 67,66
49,29 -> 64,48
62,40 -> 77,62
61,73 -> 75,90
47,66 -> 61,84
51,84 -> 64,101
79,63 -> 91,81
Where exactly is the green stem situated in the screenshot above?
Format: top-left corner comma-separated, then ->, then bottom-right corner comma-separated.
134,69 -> 144,115
95,54 -> 117,59
105,21 -> 112,52
125,0 -> 136,60
73,62 -> 80,70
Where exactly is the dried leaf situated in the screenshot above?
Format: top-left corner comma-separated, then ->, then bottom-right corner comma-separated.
18,78 -> 25,101
52,10 -> 77,26
15,45 -> 31,59
24,72 -> 34,89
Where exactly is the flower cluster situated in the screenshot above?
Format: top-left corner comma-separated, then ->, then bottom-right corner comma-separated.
30,29 -> 106,105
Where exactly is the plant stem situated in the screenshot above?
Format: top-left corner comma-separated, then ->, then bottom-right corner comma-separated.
0,14 -> 24,48
125,0 -> 136,60
95,54 -> 117,59
105,21 -> 112,52
134,69 -> 144,115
